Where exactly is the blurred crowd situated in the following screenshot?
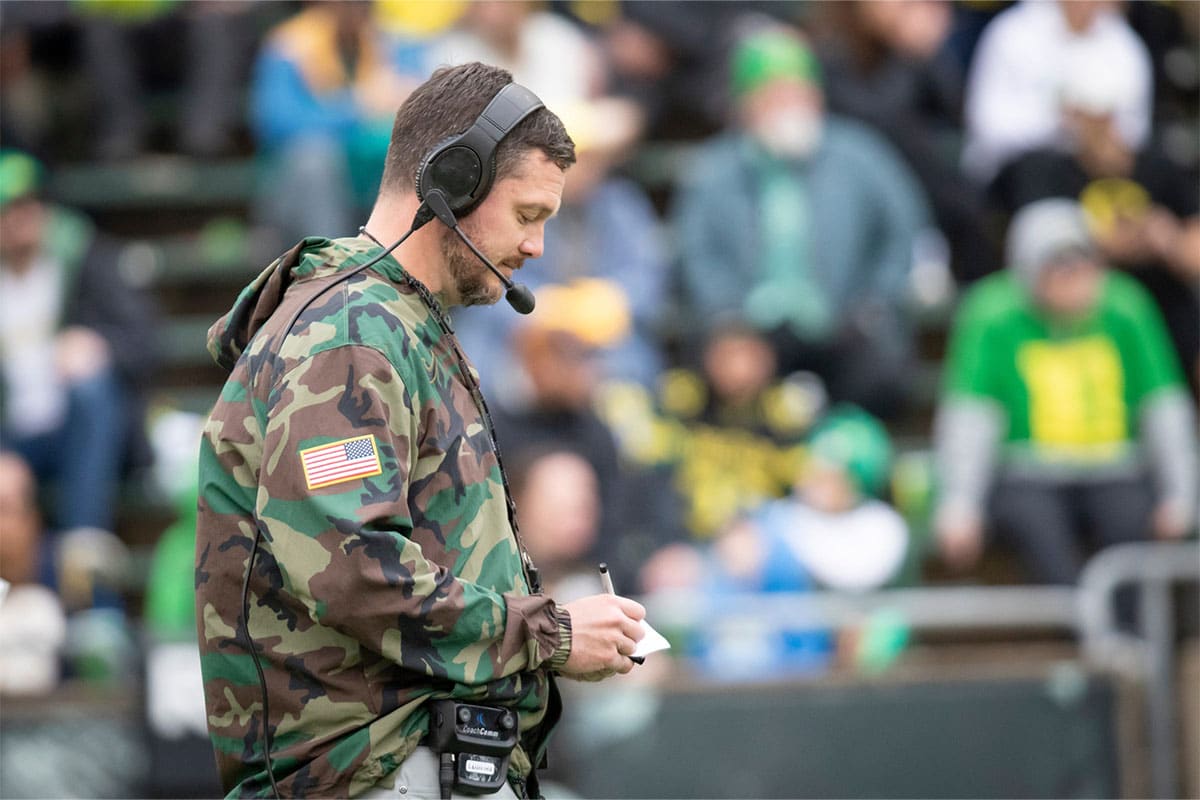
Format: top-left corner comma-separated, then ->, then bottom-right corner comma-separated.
0,0 -> 1197,706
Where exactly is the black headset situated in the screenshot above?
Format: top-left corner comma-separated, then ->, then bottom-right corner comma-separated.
415,81 -> 544,218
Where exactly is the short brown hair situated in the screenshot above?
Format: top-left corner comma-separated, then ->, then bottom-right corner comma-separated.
379,62 -> 575,197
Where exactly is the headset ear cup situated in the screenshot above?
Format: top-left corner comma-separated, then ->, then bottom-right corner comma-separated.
418,138 -> 486,215
414,135 -> 455,203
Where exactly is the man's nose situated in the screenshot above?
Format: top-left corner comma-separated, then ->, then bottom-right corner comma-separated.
519,227 -> 544,259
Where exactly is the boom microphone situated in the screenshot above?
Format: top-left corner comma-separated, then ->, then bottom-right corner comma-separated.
424,190 -> 537,315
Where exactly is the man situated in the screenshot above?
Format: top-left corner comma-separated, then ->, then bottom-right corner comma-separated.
933,198 -> 1196,582
671,27 -> 931,421
0,149 -> 158,534
196,63 -> 645,799
491,282 -> 629,556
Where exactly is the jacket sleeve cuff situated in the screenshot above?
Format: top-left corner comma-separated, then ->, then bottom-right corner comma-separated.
503,593 -> 566,670
548,605 -> 572,670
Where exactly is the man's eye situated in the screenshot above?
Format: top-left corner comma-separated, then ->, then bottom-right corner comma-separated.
518,213 -> 533,225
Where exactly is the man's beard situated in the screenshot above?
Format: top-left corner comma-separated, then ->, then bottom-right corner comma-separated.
438,223 -> 502,307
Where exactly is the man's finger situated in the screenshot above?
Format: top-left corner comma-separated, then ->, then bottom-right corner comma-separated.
616,636 -> 639,657
616,597 -> 646,621
619,616 -> 644,642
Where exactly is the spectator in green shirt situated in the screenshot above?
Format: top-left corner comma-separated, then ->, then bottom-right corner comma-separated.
933,198 -> 1196,582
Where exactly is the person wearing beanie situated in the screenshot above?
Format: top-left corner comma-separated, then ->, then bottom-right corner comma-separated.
755,404 -> 909,593
690,403 -> 910,680
671,25 -> 932,421
933,198 -> 1196,581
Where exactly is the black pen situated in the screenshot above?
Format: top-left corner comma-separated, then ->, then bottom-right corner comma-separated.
599,563 -> 644,664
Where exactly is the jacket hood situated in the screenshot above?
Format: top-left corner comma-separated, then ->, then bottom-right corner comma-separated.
206,238 -> 319,372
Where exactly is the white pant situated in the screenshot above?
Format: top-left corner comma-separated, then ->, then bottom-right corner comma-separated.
359,747 -> 520,800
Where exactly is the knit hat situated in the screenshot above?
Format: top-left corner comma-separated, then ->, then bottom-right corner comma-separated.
0,150 -> 42,209
731,29 -> 821,96
1006,198 -> 1099,288
807,405 -> 893,498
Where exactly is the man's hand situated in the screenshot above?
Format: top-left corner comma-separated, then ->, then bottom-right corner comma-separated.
558,593 -> 645,681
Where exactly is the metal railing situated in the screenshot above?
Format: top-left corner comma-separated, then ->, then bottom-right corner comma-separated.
644,540 -> 1200,798
648,584 -> 1079,634
1078,541 -> 1200,799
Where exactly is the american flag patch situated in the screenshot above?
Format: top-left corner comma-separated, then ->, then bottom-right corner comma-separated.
299,435 -> 382,490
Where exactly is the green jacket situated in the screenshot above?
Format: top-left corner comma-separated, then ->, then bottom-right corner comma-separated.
196,237 -> 568,798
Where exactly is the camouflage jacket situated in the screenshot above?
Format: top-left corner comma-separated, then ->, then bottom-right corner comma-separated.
196,237 -> 569,798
